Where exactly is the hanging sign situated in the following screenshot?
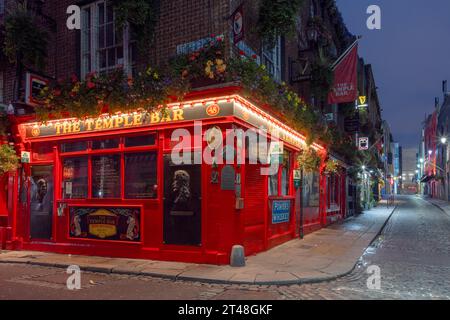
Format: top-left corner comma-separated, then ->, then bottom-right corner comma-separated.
25,73 -> 50,106
293,170 -> 301,188
232,4 -> 244,44
356,95 -> 368,108
358,137 -> 369,150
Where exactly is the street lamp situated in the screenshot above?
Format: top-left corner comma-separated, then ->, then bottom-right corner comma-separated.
441,137 -> 447,144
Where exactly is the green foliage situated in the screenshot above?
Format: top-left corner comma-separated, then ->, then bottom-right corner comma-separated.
38,67 -> 176,120
3,2 -> 48,69
112,0 -> 159,55
258,0 -> 303,48
297,147 -> 321,173
0,144 -> 19,175
38,37 -> 325,145
324,159 -> 339,174
310,62 -> 334,102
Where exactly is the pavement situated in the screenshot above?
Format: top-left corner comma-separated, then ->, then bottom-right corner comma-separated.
0,202 -> 396,286
423,196 -> 450,217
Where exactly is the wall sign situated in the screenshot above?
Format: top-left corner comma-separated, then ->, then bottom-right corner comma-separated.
221,165 -> 235,190
356,95 -> 368,108
358,137 -> 369,150
272,200 -> 291,224
293,170 -> 301,188
69,207 -> 141,242
25,73 -> 50,106
21,151 -> 31,163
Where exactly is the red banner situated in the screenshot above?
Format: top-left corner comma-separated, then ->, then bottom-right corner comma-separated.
328,45 -> 358,104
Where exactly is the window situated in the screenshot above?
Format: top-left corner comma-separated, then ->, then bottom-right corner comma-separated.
268,151 -> 291,196
262,37 -> 282,83
125,152 -> 157,198
92,138 -> 119,150
81,0 -> 135,78
124,134 -> 156,147
92,154 -> 121,198
63,157 -> 88,199
61,141 -> 88,153
0,0 -> 4,15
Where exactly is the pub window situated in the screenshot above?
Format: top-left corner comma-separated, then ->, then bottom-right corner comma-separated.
92,154 -> 121,198
80,0 -> 135,78
268,151 -> 291,196
124,134 -> 156,147
262,37 -> 282,83
92,138 -> 119,150
124,152 -> 157,199
62,157 -> 88,199
61,141 -> 88,153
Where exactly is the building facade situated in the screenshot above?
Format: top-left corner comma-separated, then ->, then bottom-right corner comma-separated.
0,0 -> 386,263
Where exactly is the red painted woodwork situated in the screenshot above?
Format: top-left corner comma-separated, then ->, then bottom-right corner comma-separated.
1,87 -> 346,264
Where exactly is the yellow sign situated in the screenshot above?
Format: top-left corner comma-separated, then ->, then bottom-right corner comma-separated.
87,209 -> 118,239
358,96 -> 367,105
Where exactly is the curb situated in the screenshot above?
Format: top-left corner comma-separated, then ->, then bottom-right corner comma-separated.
422,198 -> 450,218
0,205 -> 398,286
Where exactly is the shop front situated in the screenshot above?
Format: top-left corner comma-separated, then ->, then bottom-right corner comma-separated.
5,87 -> 327,264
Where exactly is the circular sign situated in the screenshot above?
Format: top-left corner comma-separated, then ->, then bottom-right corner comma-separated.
205,126 -> 223,150
206,104 -> 220,117
31,126 -> 40,137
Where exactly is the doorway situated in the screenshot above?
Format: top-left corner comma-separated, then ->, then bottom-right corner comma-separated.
163,154 -> 201,246
30,165 -> 54,240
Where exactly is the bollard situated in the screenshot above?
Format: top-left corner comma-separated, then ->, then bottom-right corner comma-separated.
230,245 -> 245,267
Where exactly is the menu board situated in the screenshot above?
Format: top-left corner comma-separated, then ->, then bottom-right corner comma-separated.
92,155 -> 121,198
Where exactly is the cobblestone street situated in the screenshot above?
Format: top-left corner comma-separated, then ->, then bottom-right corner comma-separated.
1,195 -> 449,300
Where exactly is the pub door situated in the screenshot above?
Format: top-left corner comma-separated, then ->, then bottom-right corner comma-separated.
163,155 -> 201,246
30,165 -> 54,240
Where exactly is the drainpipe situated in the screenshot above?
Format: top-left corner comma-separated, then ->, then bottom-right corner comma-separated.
299,169 -> 304,239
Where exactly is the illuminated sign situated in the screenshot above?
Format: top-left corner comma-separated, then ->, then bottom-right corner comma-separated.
358,137 -> 369,150
22,95 -> 325,152
356,95 -> 368,108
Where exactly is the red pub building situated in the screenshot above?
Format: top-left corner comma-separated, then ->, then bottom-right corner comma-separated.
0,0 -> 352,264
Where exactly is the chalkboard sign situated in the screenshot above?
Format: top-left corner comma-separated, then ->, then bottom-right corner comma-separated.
221,165 -> 235,190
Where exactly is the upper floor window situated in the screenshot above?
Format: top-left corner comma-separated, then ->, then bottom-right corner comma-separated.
81,0 -> 135,78
0,0 -> 4,15
262,37 -> 282,83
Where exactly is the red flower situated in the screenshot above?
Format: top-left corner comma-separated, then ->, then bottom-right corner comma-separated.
251,54 -> 257,59
239,50 -> 245,56
211,33 -> 216,38
87,81 -> 95,89
70,73 -> 78,83
189,55 -> 196,61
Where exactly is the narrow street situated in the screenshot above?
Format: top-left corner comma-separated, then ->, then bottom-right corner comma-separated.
1,195 -> 449,300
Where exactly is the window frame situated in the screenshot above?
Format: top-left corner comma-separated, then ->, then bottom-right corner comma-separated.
268,150 -> 292,198
80,0 -> 132,79
261,36 -> 282,83
59,133 -> 158,201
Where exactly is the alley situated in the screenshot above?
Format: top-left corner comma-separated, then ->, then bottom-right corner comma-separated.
0,195 -> 449,300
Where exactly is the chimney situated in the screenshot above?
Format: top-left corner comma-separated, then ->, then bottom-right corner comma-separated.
435,97 -> 440,108
443,80 -> 448,95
